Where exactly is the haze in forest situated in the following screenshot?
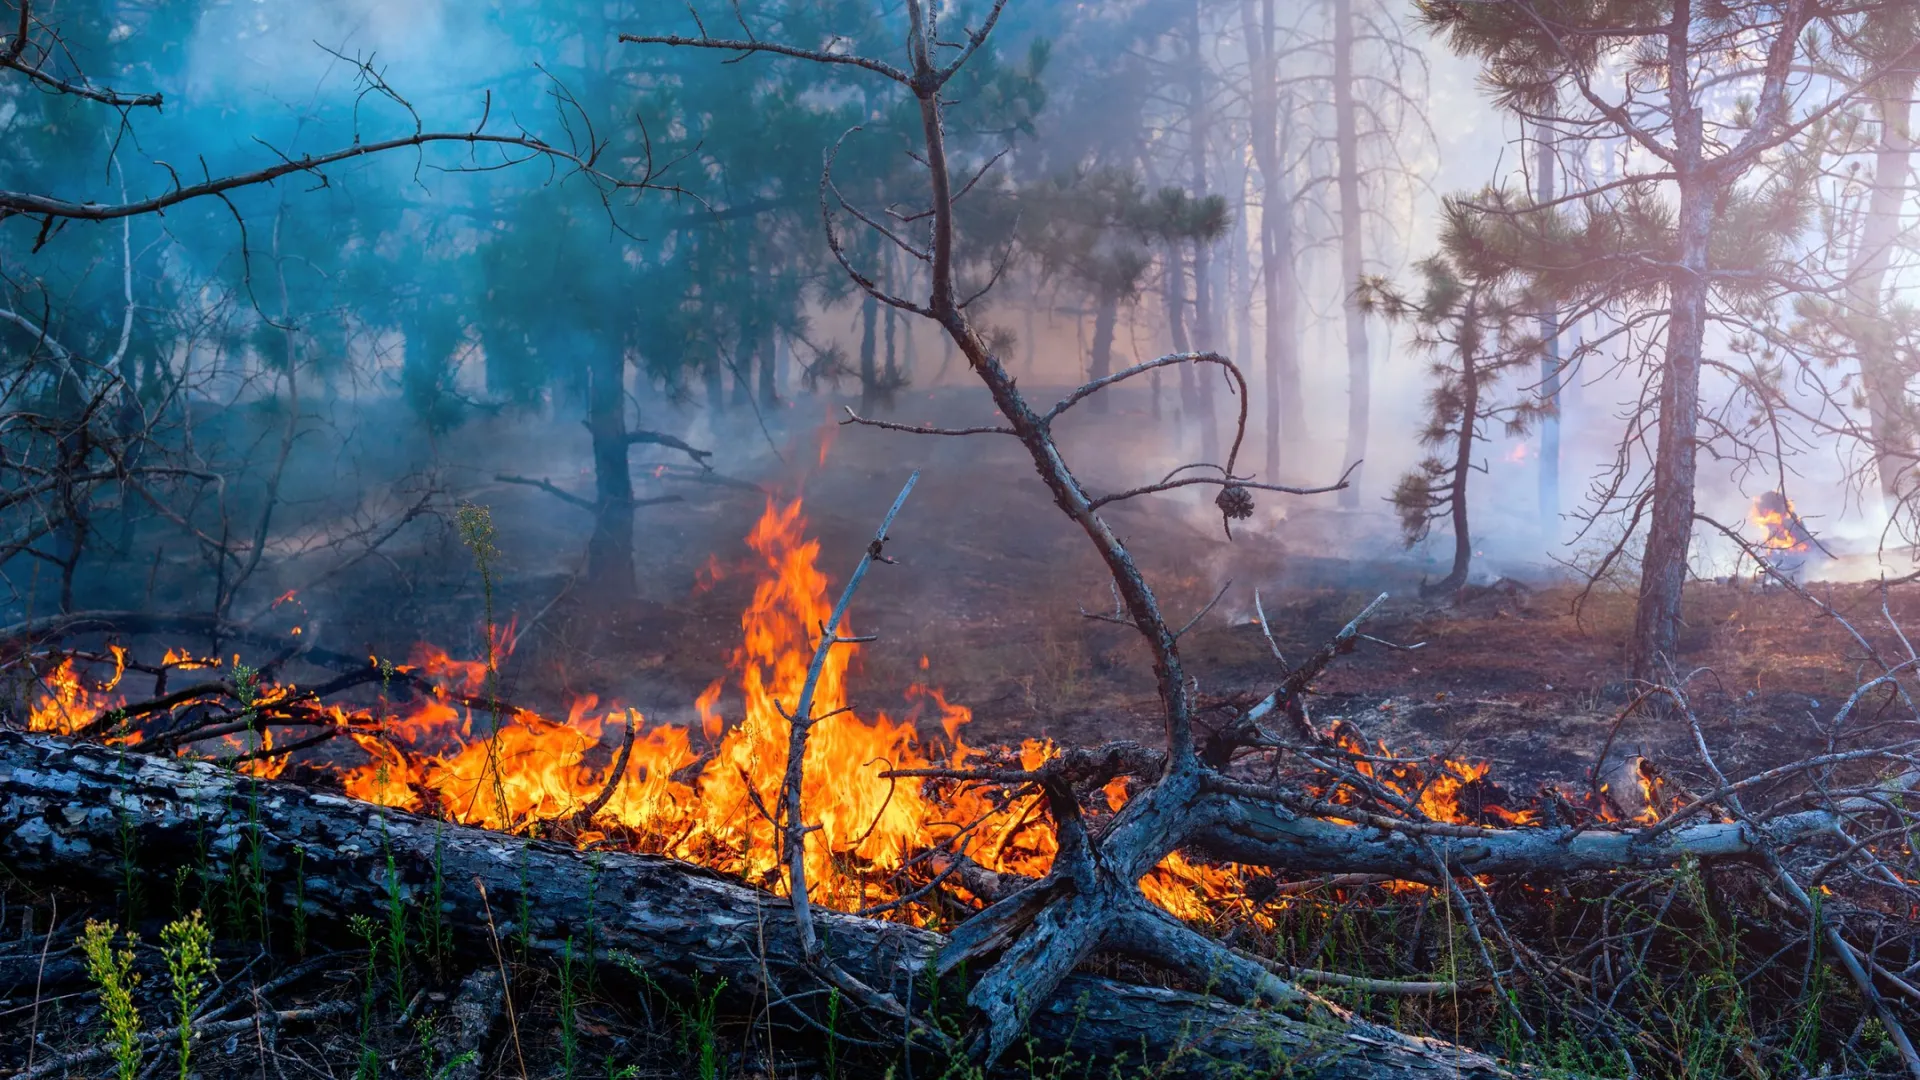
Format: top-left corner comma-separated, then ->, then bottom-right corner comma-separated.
5,0 -> 1920,647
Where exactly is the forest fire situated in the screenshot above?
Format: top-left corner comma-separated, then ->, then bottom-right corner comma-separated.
19,499 -> 1643,922
1750,490 -> 1813,554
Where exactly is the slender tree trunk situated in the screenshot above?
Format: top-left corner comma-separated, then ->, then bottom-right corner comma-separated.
1265,207 -> 1303,479
1024,301 -> 1037,373
732,323 -> 755,409
1244,0 -> 1306,482
1535,115 -> 1562,531
1333,0 -> 1370,507
1090,288 -> 1119,414
1853,72 -> 1918,509
884,307 -> 899,387
586,344 -> 637,601
757,322 -> 777,407
1186,0 -> 1219,465
1631,183 -> 1711,680
902,294 -> 918,381
1230,169 -> 1254,378
704,354 -> 725,415
1436,321 -> 1480,596
884,250 -> 900,390
1166,251 -> 1199,443
859,294 -> 880,411
1244,0 -> 1305,481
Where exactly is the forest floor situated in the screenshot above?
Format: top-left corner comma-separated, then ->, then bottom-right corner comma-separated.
8,389 -> 1916,1080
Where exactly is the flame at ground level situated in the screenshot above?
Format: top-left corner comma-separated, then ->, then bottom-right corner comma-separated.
22,497 -> 1636,924
335,497 -> 1066,914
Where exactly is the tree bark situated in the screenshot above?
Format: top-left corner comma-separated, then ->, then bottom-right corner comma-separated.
1333,0 -> 1370,508
1185,0 -> 1220,466
1535,116 -> 1562,530
1852,70 -> 1917,509
757,321 -> 777,407
703,353 -> 726,415
1165,249 -> 1200,439
859,293 -> 881,412
1229,169 -> 1254,389
732,323 -> 754,409
0,732 -> 1528,1080
1242,0 -> 1306,483
585,342 -> 637,601
1435,321 -> 1479,596
1089,289 -> 1119,414
1630,178 -> 1710,680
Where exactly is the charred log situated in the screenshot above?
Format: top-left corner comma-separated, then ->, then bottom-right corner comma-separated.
0,732 -> 1528,1080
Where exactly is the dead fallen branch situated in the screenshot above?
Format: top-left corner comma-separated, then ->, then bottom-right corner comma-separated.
10,1000 -> 357,1080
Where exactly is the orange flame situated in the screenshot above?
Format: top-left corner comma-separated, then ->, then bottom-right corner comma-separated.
1750,492 -> 1810,553
333,498 -> 1017,912
38,497 -> 1589,926
28,656 -> 123,735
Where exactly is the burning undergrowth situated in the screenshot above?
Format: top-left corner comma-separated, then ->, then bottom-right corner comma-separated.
14,498 -> 1667,933
10,497 -> 1920,1080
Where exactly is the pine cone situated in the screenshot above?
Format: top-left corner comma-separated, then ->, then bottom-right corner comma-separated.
1215,484 -> 1255,521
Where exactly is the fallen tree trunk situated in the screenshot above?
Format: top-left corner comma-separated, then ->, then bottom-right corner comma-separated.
0,732 -> 1528,1080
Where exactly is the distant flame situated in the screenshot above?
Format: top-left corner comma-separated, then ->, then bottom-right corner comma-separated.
1749,491 -> 1811,554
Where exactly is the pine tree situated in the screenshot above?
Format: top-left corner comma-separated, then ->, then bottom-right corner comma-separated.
1422,0 -> 1856,679
1360,201 -> 1544,596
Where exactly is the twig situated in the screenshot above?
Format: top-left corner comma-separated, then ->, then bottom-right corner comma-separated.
573,709 -> 640,828
11,1001 -> 357,1080
779,470 -> 919,1005
24,896 -> 52,1076
472,880 -> 527,1080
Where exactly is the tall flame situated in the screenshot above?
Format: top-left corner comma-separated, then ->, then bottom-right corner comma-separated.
24,496 -> 1624,925
339,498 -> 993,910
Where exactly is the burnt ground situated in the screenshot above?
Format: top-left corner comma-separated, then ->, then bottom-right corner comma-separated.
275,383 -> 1920,809
11,387 -> 1920,1080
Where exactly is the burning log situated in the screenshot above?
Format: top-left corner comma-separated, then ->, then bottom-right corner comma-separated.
0,731 -> 1525,1080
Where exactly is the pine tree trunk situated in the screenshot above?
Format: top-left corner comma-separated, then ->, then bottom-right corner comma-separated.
1186,0 -> 1220,466
1631,185 -> 1712,680
859,294 -> 880,412
1230,174 -> 1254,380
1244,0 -> 1305,483
732,325 -> 755,409
704,354 -> 726,415
1165,252 -> 1199,443
1437,322 -> 1480,596
1333,0 -> 1370,508
1090,289 -> 1119,414
1535,116 -> 1562,531
757,322 -> 777,407
1024,302 -> 1037,373
585,345 -> 637,601
1853,72 -> 1917,509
